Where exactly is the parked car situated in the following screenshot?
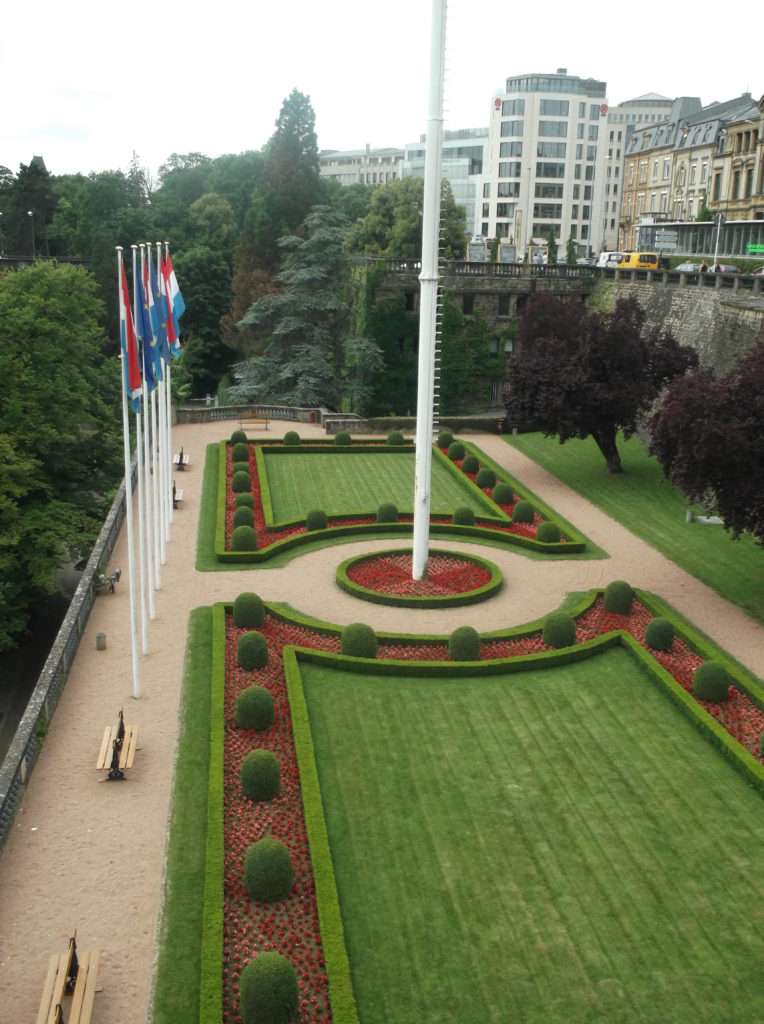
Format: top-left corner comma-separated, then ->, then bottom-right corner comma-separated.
596,251 -> 625,268
752,266 -> 764,276
712,264 -> 739,273
576,257 -> 597,266
674,261 -> 702,273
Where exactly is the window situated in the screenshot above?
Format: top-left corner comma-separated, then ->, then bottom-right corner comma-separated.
713,173 -> 721,201
660,192 -> 667,212
535,182 -> 563,198
572,185 -> 580,199
589,104 -> 601,119
498,162 -> 522,178
574,164 -> 582,179
501,98 -> 525,116
536,142 -> 566,158
539,121 -> 568,137
579,102 -> 586,118
576,144 -> 583,159
582,205 -> 590,219
533,223 -> 560,237
588,125 -> 599,140
500,142 -> 523,157
482,203 -> 489,217
650,193 -> 657,210
610,218 -> 615,229
585,166 -> 594,180
495,222 -> 509,237
570,224 -> 578,238
498,294 -> 510,316
496,203 -> 515,218
533,203 -> 562,218
746,168 -> 755,197
581,224 -> 589,239
571,204 -> 579,219
663,158 -> 671,179
501,120 -> 524,136
733,170 -> 741,199
584,185 -> 592,200
483,182 -> 490,198
690,164 -> 696,185
587,145 -> 597,161
701,162 -> 708,184
613,183 -> 618,195
609,130 -> 614,142
497,181 -> 521,197
652,160 -> 659,181
540,99 -> 569,116
482,222 -> 488,235
536,162 -> 566,178
577,124 -> 585,139
463,294 -> 475,314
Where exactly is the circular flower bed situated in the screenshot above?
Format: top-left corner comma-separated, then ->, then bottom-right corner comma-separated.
336,548 -> 503,607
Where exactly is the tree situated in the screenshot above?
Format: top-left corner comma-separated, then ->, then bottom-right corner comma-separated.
3,156 -> 56,256
172,246 -> 233,396
566,235 -> 577,266
439,301 -> 502,414
546,226 -> 558,265
650,341 -> 764,542
505,294 -> 698,473
323,179 -> 376,224
696,205 -> 714,222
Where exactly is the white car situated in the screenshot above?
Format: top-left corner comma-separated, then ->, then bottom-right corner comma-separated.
674,262 -> 702,273
596,251 -> 625,268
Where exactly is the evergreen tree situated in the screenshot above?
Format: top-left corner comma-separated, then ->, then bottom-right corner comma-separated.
172,245 -> 233,396
566,235 -> 577,266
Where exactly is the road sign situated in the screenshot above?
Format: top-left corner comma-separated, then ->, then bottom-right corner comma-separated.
746,243 -> 764,254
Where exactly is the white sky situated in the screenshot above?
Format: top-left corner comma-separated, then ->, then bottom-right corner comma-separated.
2,0 -> 761,180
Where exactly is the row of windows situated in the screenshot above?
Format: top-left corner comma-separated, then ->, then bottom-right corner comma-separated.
501,119 -> 599,141
487,182 -> 594,201
499,142 -> 523,157
506,76 -> 606,99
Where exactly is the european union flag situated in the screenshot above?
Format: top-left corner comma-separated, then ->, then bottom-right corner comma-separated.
135,269 -> 158,392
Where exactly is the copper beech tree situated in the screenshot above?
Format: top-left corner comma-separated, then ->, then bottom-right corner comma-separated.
505,295 -> 697,473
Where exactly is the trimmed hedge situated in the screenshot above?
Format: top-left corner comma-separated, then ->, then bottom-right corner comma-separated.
492,482 -> 514,505
232,442 -> 249,462
536,521 -> 561,543
462,454 -> 479,474
341,623 -> 377,658
244,838 -> 295,903
306,509 -> 328,531
241,749 -> 281,802
511,500 -> 534,523
476,468 -> 497,490
233,507 -> 254,529
447,441 -> 466,461
604,580 -> 634,614
238,630 -> 269,670
693,661 -> 729,703
230,429 -> 247,444
453,506 -> 475,526
239,952 -> 299,1024
234,592 -> 265,629
645,617 -> 674,652
376,502 -> 399,523
233,461 -> 250,478
437,429 -> 454,449
386,431 -> 404,445
232,470 -> 252,493
235,493 -> 255,508
543,613 -> 577,649
232,526 -> 257,551
283,431 -> 300,446
235,686 -> 275,730
449,626 -> 480,661
335,431 -> 352,446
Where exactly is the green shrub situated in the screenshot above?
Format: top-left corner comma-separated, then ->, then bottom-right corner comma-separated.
341,623 -> 377,658
232,470 -> 252,493
447,441 -> 466,461
335,431 -> 351,446
462,454 -> 479,474
234,507 -> 254,529
231,429 -> 248,444
492,482 -> 514,505
244,838 -> 294,903
235,686 -> 275,730
233,460 -> 250,477
511,500 -> 534,523
241,749 -> 280,802
237,631 -> 268,670
693,661 -> 730,703
449,626 -> 480,661
232,442 -> 249,462
376,503 -> 399,523
476,468 -> 497,489
239,952 -> 298,1024
437,429 -> 454,449
604,580 -> 634,614
645,617 -> 674,652
387,431 -> 404,445
536,521 -> 561,543
235,493 -> 255,508
283,431 -> 300,446
233,592 -> 265,629
543,613 -> 576,648
452,506 -> 475,525
305,509 -> 328,531
232,526 -> 258,551
760,732 -> 764,757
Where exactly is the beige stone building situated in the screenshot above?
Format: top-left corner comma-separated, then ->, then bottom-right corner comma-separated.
708,95 -> 764,222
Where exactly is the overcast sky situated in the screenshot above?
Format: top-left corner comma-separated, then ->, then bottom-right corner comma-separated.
3,0 -> 761,180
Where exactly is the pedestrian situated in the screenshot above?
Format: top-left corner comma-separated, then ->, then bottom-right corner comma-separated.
700,262 -> 708,273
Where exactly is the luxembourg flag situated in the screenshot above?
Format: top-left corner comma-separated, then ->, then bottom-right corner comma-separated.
161,253 -> 182,358
119,263 -> 142,412
165,251 -> 185,342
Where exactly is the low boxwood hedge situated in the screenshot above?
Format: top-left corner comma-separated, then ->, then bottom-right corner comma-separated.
234,592 -> 265,629
452,507 -> 475,526
449,626 -> 480,661
241,749 -> 280,802
437,430 -> 454,449
604,580 -> 634,614
335,431 -> 352,446
645,617 -> 674,652
462,454 -> 479,474
244,838 -> 294,903
235,493 -> 255,509
235,686 -> 275,730
476,468 -> 496,489
492,482 -> 514,505
693,661 -> 730,703
536,521 -> 561,543
543,612 -> 576,648
341,623 -> 378,658
232,525 -> 257,551
232,442 -> 249,462
233,507 -> 254,529
376,502 -> 399,523
511,500 -> 534,523
447,441 -> 465,462
232,470 -> 252,493
387,431 -> 404,445
238,630 -> 268,670
239,952 -> 298,1024
283,431 -> 300,446
306,509 -> 328,531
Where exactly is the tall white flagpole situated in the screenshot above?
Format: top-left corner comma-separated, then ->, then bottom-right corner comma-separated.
142,244 -> 162,588
131,245 -> 149,655
412,0 -> 447,580
142,372 -> 156,619
165,242 -> 175,526
116,246 -> 141,699
157,242 -> 172,542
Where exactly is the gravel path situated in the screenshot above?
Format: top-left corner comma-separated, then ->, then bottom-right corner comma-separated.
1,422 -> 762,1023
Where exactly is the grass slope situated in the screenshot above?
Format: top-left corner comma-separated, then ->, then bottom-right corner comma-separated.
301,648 -> 764,1024
505,432 -> 764,624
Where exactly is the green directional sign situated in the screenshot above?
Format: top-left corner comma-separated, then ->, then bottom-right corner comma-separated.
746,243 -> 764,253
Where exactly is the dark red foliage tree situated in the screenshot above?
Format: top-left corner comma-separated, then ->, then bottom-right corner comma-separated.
506,295 -> 698,472
650,341 -> 764,543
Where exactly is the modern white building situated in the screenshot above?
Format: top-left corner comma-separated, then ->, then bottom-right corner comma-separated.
401,128 -> 489,234
318,146 -> 403,186
483,69 -> 609,259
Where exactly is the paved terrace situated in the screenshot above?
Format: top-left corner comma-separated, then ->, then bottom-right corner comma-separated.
1,419 -> 764,1022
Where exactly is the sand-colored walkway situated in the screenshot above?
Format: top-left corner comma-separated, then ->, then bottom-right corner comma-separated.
1,421 -> 763,1023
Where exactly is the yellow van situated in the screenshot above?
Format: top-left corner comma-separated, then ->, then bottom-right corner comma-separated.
618,252 -> 659,270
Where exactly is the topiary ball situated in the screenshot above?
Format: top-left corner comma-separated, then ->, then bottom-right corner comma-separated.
231,429 -> 248,444
283,431 -> 300,446
387,431 -> 404,445
341,623 -> 378,658
604,580 -> 634,614
447,441 -> 466,462
335,431 -> 351,446
239,952 -> 299,1024
543,613 -> 577,649
536,521 -> 561,543
234,507 -> 254,529
232,442 -> 249,462
233,460 -> 250,477
376,503 -> 399,523
241,749 -> 280,802
512,500 -> 534,523
234,592 -> 265,629
235,493 -> 255,509
452,506 -> 475,525
306,509 -> 328,531
693,661 -> 730,703
238,630 -> 268,670
645,617 -> 674,652
233,470 -> 252,493
462,454 -> 479,474
476,468 -> 497,489
235,686 -> 275,730
437,429 -> 454,449
232,526 -> 258,551
244,838 -> 294,903
449,626 -> 481,661
492,482 -> 514,505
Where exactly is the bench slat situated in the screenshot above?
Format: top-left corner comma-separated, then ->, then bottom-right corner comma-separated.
47,945 -> 72,1024
174,489 -> 184,503
36,954 -> 61,1024
122,725 -> 138,770
77,950 -> 100,1024
68,950 -> 90,1021
96,727 -> 112,771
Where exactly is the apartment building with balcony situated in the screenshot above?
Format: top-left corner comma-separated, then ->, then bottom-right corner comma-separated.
709,95 -> 764,222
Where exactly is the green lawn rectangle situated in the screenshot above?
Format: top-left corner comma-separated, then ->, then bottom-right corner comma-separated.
298,647 -> 764,1024
262,449 -> 494,523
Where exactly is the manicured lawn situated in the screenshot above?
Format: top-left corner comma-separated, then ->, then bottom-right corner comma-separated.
300,648 -> 764,1024
505,432 -> 764,624
263,450 -> 490,522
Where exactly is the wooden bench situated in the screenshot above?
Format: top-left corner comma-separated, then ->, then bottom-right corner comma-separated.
173,452 -> 190,470
96,710 -> 138,782
239,418 -> 270,431
172,487 -> 184,509
37,934 -> 100,1024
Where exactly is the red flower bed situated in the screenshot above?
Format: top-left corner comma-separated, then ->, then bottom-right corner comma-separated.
346,551 -> 492,597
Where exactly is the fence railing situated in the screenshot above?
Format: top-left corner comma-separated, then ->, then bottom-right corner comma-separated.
0,462 -> 136,848
175,402 -> 331,425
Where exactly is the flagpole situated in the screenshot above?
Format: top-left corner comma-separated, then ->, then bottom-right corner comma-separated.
131,245 -> 149,655
142,373 -> 156,618
157,242 -> 171,543
164,242 -> 175,526
116,246 -> 141,699
141,244 -> 161,590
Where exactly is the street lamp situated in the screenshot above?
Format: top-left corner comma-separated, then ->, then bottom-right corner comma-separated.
27,210 -> 35,259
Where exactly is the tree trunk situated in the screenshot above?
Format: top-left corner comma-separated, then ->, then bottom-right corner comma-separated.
592,428 -> 623,474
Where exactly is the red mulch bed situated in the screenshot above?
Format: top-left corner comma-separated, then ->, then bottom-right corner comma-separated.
346,551 -> 492,597
222,596 -> 764,1022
